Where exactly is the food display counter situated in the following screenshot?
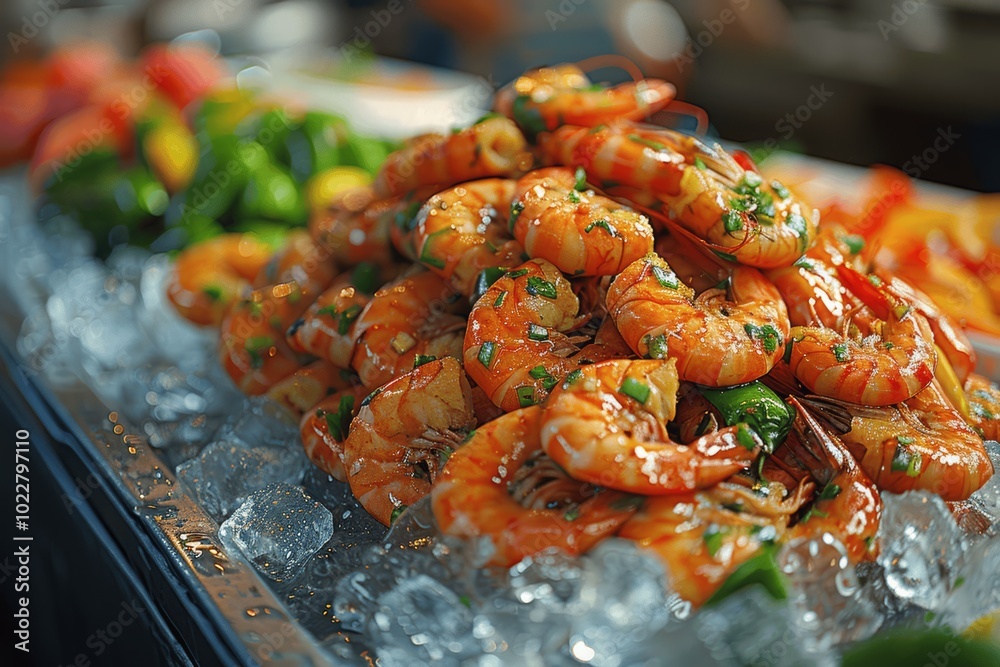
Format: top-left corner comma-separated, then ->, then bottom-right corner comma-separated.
5,45 -> 1000,667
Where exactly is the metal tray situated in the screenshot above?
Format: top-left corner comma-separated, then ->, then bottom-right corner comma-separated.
0,171 -> 335,666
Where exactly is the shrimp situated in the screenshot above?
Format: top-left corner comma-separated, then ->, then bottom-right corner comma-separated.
342,357 -> 476,525
606,253 -> 790,386
538,123 -> 818,268
309,186 -> 402,269
672,383 -> 721,444
464,259 -> 584,411
511,167 -> 654,276
265,360 -> 355,417
765,223 -> 861,329
253,229 -> 339,296
218,281 -> 312,395
411,178 -> 526,295
539,359 -> 764,494
618,477 -> 809,606
388,187 -> 441,262
786,264 -> 936,406
373,116 -> 530,198
300,386 -> 367,481
873,269 -> 976,386
286,275 -> 373,369
351,269 -> 467,390
494,62 -> 676,136
655,230 -> 730,293
432,405 -> 641,567
965,373 -> 1000,440
574,317 -> 636,364
166,233 -> 272,326
775,397 -> 882,561
803,381 -> 993,502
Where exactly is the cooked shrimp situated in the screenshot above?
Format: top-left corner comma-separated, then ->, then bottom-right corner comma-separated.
786,264 -> 936,406
966,373 -> 1000,440
468,381 -> 505,425
373,116 -> 530,198
655,231 -> 730,293
539,359 -> 764,494
606,253 -> 790,386
300,386 -> 367,481
538,123 -> 818,268
166,233 -> 272,326
573,317 -> 635,364
265,360 -> 355,418
464,259 -> 584,411
351,270 -> 467,390
494,62 -> 676,136
618,477 -> 808,606
411,178 -> 525,295
388,187 -> 441,262
672,382 -> 721,444
874,269 -> 976,386
253,229 -> 338,296
765,224 -> 860,330
218,281 -> 312,395
776,397 -> 882,561
342,357 -> 476,525
432,405 -> 640,567
804,381 -> 993,502
511,167 -> 654,276
309,186 -> 399,269
286,276 -> 372,369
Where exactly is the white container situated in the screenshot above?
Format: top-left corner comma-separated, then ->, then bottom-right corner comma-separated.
265,53 -> 492,139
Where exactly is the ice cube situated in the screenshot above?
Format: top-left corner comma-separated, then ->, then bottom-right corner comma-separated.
37,214 -> 95,276
779,533 -> 882,651
693,586 -> 838,667
115,361 -> 242,449
177,440 -> 309,519
275,470 -> 388,641
877,491 -> 968,610
301,469 -> 387,542
331,502 -> 456,634
624,587 -> 818,667
45,262 -> 155,396
967,441 -> 1000,529
567,540 -> 677,666
368,574 -> 478,666
474,550 -> 588,662
136,254 -> 217,369
215,396 -> 300,449
106,244 -> 152,287
219,482 -> 333,581
16,307 -> 78,387
938,535 -> 1000,632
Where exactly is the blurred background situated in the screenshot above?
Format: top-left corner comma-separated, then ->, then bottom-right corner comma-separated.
2,0 -> 999,191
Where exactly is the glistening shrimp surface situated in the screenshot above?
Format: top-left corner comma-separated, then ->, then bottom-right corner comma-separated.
163,60 -> 1000,660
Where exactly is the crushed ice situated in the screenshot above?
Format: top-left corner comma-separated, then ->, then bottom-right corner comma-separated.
7,179 -> 1000,664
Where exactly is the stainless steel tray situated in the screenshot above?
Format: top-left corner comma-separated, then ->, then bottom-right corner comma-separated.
0,170 -> 338,666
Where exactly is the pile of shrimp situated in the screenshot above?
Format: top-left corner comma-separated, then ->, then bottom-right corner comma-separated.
167,60 -> 998,607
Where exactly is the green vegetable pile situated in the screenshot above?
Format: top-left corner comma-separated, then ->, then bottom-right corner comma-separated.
39,89 -> 398,257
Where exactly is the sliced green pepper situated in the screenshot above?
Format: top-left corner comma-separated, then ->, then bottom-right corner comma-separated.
703,543 -> 787,607
697,381 -> 793,453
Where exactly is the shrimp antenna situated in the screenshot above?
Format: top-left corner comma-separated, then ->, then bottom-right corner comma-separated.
629,200 -> 758,264
574,54 -> 646,83
575,55 -> 708,134
657,100 -> 710,136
